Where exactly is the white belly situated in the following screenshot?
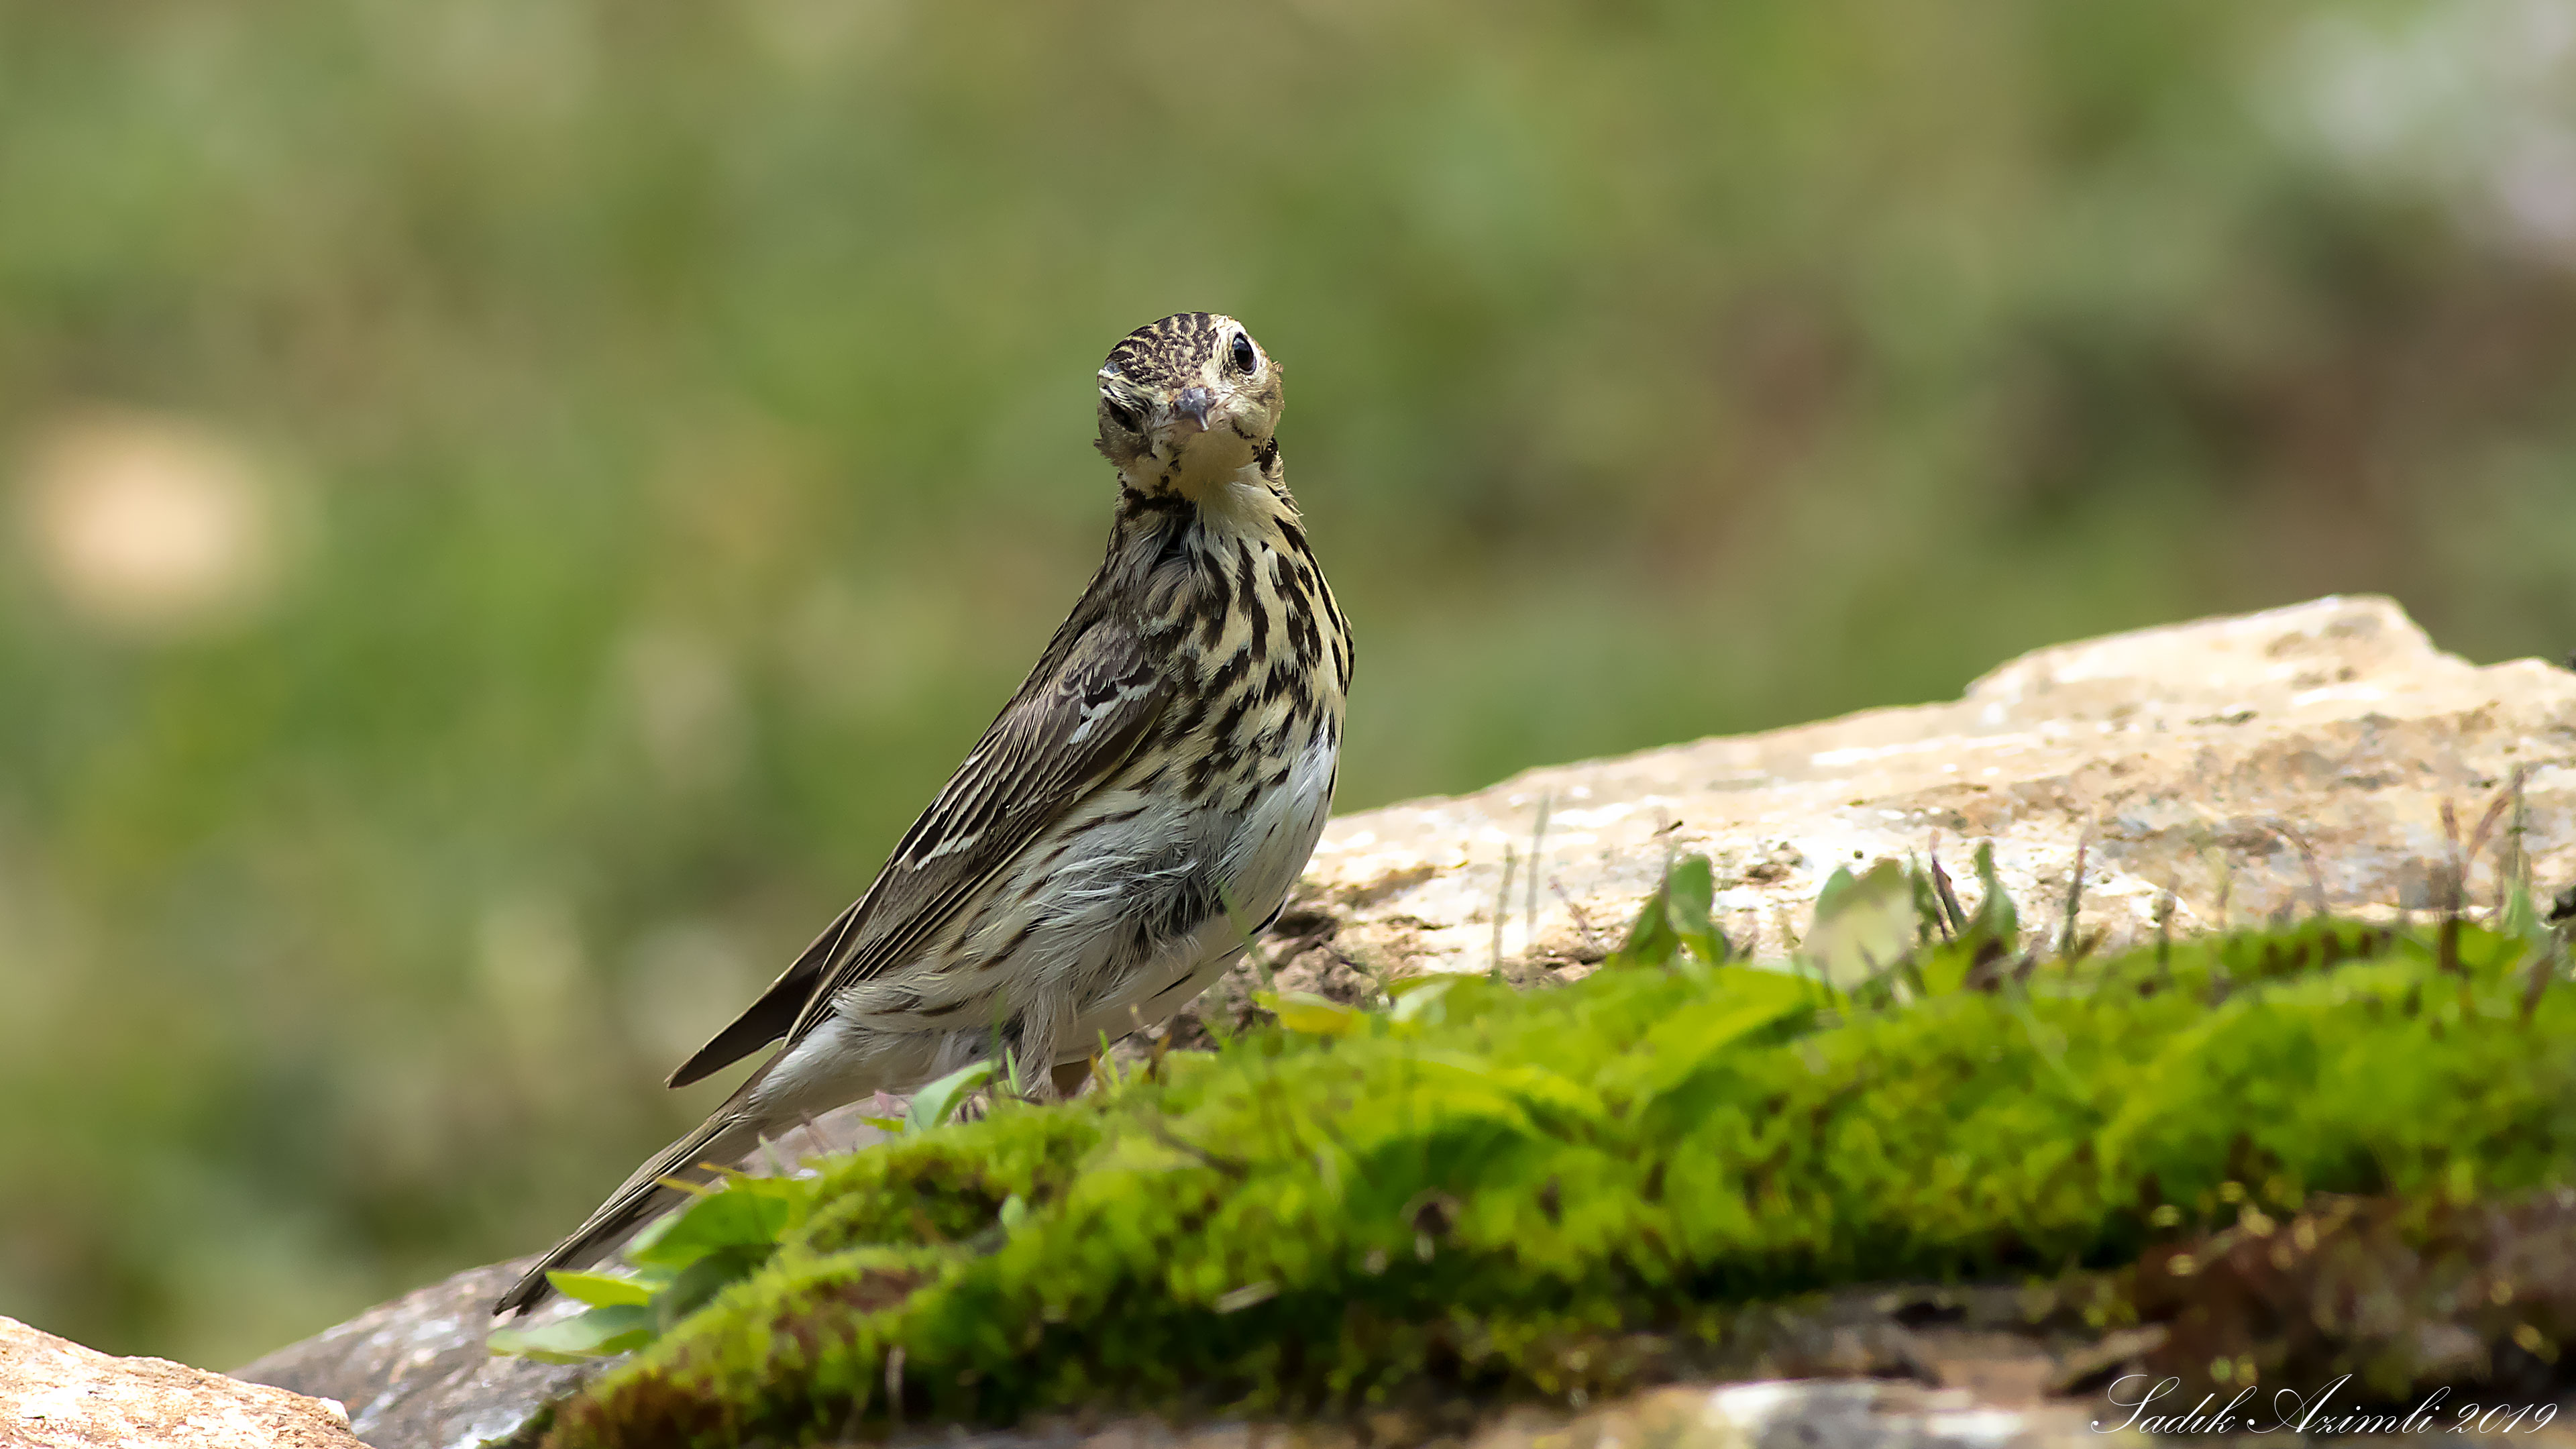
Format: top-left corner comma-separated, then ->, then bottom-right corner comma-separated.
1063,724 -> 1340,1047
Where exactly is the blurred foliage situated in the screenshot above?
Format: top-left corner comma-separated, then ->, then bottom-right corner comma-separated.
5,0 -> 2576,1368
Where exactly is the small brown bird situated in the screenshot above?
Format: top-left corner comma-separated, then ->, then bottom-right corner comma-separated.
496,313 -> 1351,1315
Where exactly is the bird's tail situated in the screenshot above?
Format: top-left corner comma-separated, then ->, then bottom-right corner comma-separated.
493,1108 -> 767,1317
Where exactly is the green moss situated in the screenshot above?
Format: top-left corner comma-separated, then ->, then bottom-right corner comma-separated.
543,918 -> 2576,1447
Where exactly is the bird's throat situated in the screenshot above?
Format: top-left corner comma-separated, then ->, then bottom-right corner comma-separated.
1183,466 -> 1294,540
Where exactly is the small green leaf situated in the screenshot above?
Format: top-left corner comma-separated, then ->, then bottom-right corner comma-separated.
656,1245 -> 771,1328
1813,865 -> 1858,922
2504,883 -> 2546,947
1404,975 -> 1518,1028
998,1193 -> 1028,1232
621,1205 -> 686,1263
488,1303 -> 654,1362
1256,989 -> 1367,1036
628,1178 -> 803,1269
906,1059 -> 999,1134
1918,940 -> 1974,997
1607,875 -> 1680,969
1617,969 -> 1818,1102
1705,963 -> 1821,1016
1388,977 -> 1456,1024
858,1116 -> 907,1133
544,1269 -> 651,1308
1801,859 -> 1914,987
1663,855 -> 1729,963
1968,842 -> 2019,951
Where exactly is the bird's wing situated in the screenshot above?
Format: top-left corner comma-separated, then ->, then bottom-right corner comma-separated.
665,614 -> 1167,1087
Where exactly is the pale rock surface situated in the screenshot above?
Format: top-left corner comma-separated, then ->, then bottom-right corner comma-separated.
1448,1379 -> 2114,1449
231,1124 -> 901,1449
896,1381 -> 2123,1449
232,1260 -> 602,1449
1299,594 -> 2576,978
1,1314 -> 360,1449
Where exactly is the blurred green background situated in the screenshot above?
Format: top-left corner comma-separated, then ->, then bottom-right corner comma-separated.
5,0 -> 2576,1368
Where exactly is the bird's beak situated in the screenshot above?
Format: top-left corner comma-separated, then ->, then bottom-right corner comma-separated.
1172,387 -> 1215,431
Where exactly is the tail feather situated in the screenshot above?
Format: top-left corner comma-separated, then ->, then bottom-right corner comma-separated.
494,1111 -> 765,1317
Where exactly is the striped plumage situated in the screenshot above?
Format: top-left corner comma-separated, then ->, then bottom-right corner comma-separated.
496,313 -> 1349,1316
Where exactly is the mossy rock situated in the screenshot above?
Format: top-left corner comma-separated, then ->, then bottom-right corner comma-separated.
540,918 -> 2576,1447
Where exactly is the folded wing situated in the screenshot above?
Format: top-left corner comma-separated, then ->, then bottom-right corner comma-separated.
665,616 -> 1168,1087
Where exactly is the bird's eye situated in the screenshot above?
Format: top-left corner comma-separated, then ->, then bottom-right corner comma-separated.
1230,332 -> 1257,374
1103,396 -> 1142,432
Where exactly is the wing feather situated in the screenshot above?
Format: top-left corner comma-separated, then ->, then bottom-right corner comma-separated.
665,614 -> 1166,1087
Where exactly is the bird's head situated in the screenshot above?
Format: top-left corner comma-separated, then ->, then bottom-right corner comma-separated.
1094,313 -> 1284,499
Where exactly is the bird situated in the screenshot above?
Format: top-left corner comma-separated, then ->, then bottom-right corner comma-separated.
495,313 -> 1352,1315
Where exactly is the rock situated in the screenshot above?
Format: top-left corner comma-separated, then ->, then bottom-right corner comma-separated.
230,1260 -> 600,1449
229,1102 -> 896,1449
226,1092 -> 900,1449
1289,594 -> 2576,978
884,1379 -> 2121,1449
1461,1379 -> 2118,1449
1,1313 -> 361,1448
